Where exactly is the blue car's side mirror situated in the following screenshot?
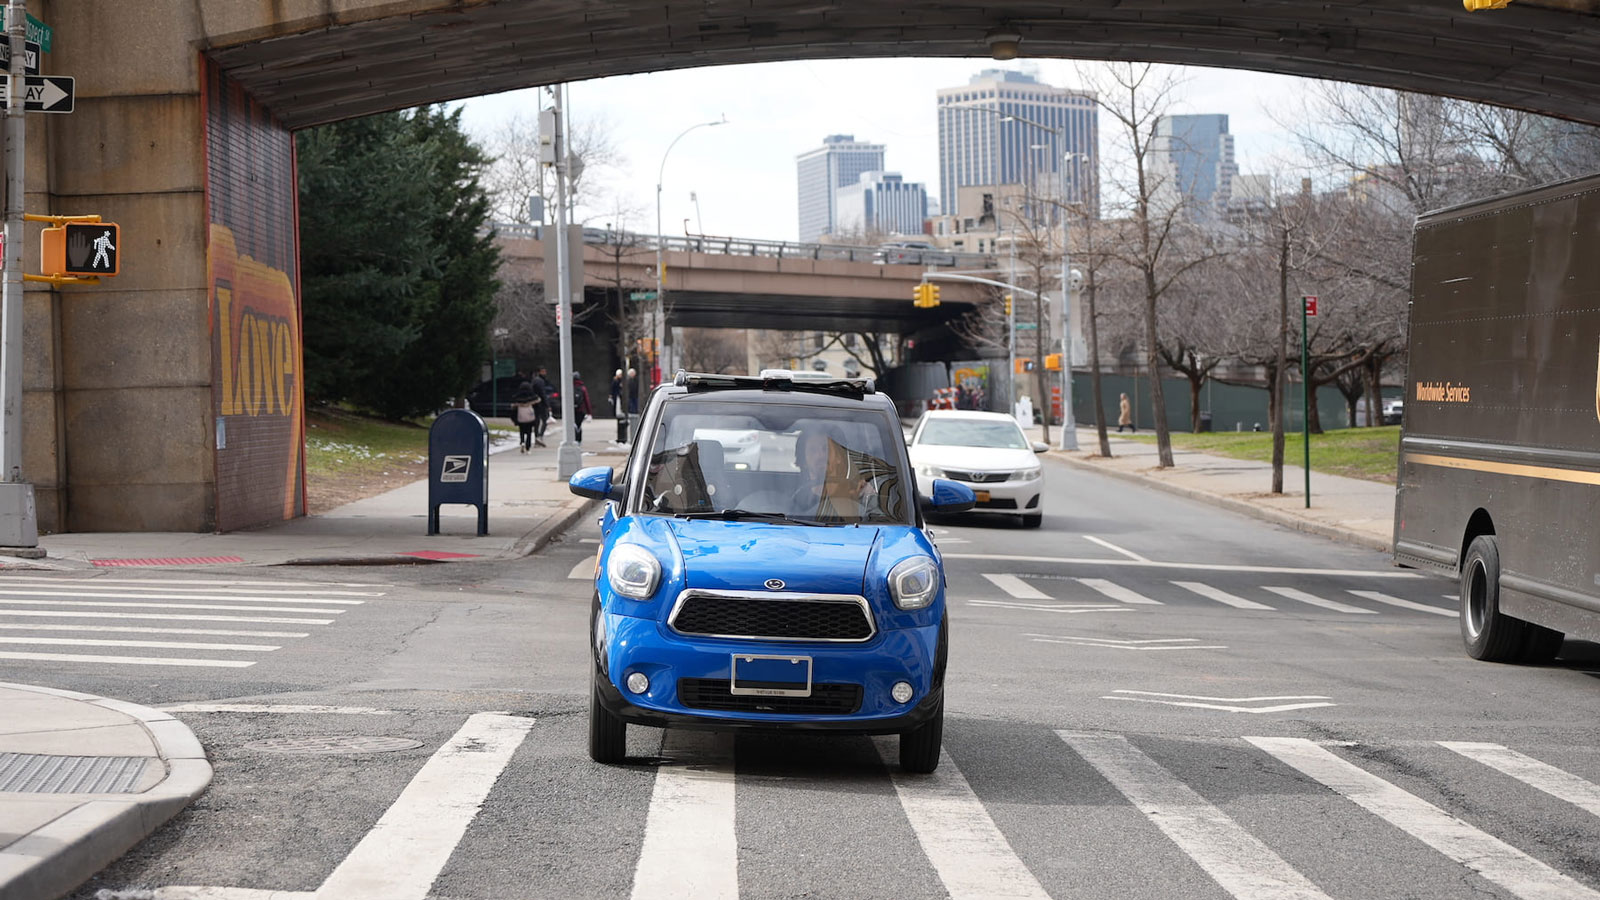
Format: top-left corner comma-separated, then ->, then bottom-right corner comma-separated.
569,466 -> 623,501
921,478 -> 976,513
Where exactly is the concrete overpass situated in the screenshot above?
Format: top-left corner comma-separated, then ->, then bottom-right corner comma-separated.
495,226 -> 992,333
15,0 -> 1600,534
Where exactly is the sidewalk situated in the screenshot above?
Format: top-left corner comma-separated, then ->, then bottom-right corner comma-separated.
1030,425 -> 1396,553
0,683 -> 209,900
21,428 -> 627,570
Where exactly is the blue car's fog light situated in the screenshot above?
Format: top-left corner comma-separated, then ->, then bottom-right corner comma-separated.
891,681 -> 914,704
626,672 -> 651,694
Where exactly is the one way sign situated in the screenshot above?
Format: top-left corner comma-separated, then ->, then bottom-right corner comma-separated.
0,74 -> 72,113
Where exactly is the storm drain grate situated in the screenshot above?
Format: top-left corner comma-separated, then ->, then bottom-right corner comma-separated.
243,735 -> 422,755
0,753 -> 151,793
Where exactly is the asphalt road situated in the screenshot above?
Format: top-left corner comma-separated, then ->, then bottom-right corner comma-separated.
6,456 -> 1597,900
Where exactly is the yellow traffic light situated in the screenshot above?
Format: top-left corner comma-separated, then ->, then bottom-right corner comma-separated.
1463,0 -> 1512,9
1003,294 -> 1013,315
929,284 -> 940,306
912,283 -> 926,307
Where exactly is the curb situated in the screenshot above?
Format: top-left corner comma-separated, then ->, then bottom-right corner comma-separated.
511,496 -> 600,558
0,683 -> 212,900
1045,452 -> 1394,554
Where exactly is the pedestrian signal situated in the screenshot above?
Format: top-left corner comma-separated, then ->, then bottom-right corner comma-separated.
1045,354 -> 1061,371
42,222 -> 119,276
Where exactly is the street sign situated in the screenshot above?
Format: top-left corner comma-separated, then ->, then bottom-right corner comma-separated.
1303,295 -> 1319,317
1015,322 -> 1038,330
0,11 -> 51,53
492,358 -> 515,378
628,291 -> 657,302
0,41 -> 41,75
41,222 -> 118,276
0,74 -> 73,113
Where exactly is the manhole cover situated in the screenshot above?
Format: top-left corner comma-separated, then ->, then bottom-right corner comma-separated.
244,736 -> 423,755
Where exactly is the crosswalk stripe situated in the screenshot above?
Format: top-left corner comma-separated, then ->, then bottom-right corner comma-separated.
0,588 -> 364,605
0,577 -> 383,597
1261,586 -> 1376,614
0,651 -> 256,668
631,731 -> 738,900
0,576 -> 384,589
1171,581 -> 1275,610
882,745 -> 1052,900
315,713 -> 534,900
1077,578 -> 1162,605
982,573 -> 1052,600
0,598 -> 348,614
1247,737 -> 1600,900
968,599 -> 1131,615
1346,590 -> 1455,617
0,636 -> 278,651
0,623 -> 308,638
1060,732 -> 1332,899
567,560 -> 594,580
0,610 -> 334,625
1439,742 -> 1600,819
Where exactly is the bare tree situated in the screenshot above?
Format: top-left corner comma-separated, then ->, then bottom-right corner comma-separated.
680,329 -> 749,374
477,111 -> 625,224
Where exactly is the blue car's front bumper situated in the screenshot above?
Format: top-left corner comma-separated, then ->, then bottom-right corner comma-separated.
593,607 -> 946,735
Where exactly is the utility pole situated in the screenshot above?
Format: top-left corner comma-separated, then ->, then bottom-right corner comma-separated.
1057,143 -> 1079,451
551,85 -> 581,479
0,0 -> 37,551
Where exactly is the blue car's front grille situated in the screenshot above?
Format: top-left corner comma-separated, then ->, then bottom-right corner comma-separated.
678,679 -> 863,715
670,592 -> 874,641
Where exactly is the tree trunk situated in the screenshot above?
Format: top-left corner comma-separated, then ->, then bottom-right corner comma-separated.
1035,295 -> 1051,444
1144,278 -> 1174,467
1272,227 -> 1288,495
1087,281 -> 1111,457
1188,373 -> 1203,433
1365,355 -> 1381,427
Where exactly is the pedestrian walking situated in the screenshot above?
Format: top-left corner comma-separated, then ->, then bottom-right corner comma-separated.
511,385 -> 540,453
572,372 -> 593,443
528,366 -> 552,447
1117,392 -> 1135,433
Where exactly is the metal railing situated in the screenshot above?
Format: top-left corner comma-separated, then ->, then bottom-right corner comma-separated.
490,222 -> 996,268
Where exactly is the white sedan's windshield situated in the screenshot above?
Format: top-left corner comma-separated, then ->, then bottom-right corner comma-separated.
917,419 -> 1028,450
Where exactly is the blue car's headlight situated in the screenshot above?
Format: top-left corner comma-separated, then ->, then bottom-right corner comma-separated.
606,544 -> 661,600
889,556 -> 940,610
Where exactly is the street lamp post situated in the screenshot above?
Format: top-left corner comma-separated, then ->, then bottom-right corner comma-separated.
655,117 -> 726,385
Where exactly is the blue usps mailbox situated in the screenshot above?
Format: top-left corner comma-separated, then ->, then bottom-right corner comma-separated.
428,409 -> 489,536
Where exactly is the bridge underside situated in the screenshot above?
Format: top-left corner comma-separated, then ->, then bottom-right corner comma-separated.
665,292 -> 977,333
211,1 -> 1600,128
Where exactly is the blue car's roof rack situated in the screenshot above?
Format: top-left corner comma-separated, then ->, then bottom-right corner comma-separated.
674,369 -> 875,399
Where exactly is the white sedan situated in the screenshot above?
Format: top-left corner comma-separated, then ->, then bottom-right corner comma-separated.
907,410 -> 1048,528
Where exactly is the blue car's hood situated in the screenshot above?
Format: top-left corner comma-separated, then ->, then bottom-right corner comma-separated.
667,519 -> 881,594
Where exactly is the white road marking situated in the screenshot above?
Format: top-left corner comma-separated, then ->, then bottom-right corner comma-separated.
578,537 -> 601,544
162,704 -> 397,715
882,744 -> 1052,900
0,651 -> 256,668
631,730 -> 738,900
0,576 -> 385,588
1083,535 -> 1149,561
1077,578 -> 1163,605
1028,634 -> 1226,651
314,713 -> 534,900
0,623 -> 309,638
1261,586 -> 1376,615
0,609 -> 335,625
1105,690 -> 1334,714
1346,590 -> 1455,617
1172,581 -> 1276,610
1247,737 -> 1600,900
0,598 -> 348,614
981,573 -> 1052,600
118,889 -> 312,900
0,577 -> 383,597
968,599 -> 1132,615
942,553 -> 1421,578
0,588 -> 363,605
1439,742 -> 1600,818
0,636 -> 278,652
567,559 -> 594,580
1059,732 -> 1332,899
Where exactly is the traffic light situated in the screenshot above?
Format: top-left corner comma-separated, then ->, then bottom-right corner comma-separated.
913,283 -> 941,308
1045,353 -> 1061,371
929,284 -> 940,306
1003,294 -> 1013,316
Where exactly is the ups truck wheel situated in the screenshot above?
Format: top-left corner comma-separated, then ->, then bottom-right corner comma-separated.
589,684 -> 627,764
1460,536 -> 1524,662
1519,623 -> 1565,664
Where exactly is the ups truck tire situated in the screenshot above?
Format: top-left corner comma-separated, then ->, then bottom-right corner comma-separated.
1460,536 -> 1525,662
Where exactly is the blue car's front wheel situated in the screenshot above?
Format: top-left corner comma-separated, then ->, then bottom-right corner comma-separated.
590,683 -> 627,764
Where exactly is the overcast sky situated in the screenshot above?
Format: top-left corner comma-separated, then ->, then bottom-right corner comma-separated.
454,58 -> 1319,243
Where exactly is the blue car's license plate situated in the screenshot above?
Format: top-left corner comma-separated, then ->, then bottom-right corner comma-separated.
730,654 -> 813,697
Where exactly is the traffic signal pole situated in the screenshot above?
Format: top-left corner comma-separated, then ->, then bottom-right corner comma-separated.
0,0 -> 37,549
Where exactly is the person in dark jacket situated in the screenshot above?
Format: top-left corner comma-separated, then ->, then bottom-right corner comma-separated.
572,372 -> 593,443
528,367 -> 552,447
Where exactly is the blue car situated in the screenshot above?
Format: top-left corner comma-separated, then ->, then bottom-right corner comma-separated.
569,370 -> 975,773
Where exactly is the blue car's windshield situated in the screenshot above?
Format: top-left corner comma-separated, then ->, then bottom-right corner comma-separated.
638,399 -> 911,525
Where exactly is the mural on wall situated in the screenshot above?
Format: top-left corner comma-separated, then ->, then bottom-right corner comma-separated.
204,58 -> 304,531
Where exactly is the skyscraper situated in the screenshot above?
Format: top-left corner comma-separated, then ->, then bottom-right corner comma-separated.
936,70 -> 1098,221
835,172 -> 929,237
795,135 -> 886,242
1153,114 -> 1237,220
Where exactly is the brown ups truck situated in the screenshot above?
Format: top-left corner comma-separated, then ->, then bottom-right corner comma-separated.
1396,172 -> 1600,663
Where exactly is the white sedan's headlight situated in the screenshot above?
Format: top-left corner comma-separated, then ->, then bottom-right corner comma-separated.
889,557 -> 941,610
606,544 -> 661,599
915,463 -> 944,479
1011,466 -> 1041,481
